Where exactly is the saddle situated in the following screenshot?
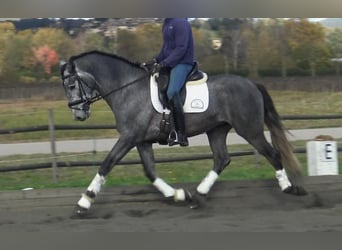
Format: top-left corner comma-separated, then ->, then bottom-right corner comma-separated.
152,62 -> 208,145
156,62 -> 206,109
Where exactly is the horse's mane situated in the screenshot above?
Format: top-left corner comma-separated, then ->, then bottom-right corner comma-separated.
70,50 -> 142,68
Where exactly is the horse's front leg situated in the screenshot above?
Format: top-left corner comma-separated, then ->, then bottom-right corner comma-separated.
75,136 -> 135,215
137,142 -> 192,203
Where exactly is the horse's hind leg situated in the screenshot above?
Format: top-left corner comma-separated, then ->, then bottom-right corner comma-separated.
245,135 -> 294,193
192,125 -> 231,207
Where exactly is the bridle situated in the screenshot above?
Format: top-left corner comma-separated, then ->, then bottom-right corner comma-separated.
62,69 -> 149,110
62,73 -> 97,109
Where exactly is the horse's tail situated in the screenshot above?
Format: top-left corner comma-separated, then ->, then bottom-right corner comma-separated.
255,83 -> 303,184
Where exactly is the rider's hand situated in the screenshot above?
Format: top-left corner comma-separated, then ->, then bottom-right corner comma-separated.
151,63 -> 161,74
141,59 -> 158,74
144,58 -> 157,66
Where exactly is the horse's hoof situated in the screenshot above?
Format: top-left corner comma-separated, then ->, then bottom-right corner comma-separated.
185,190 -> 193,202
189,192 -> 207,209
283,186 -> 308,196
70,205 -> 90,219
162,196 -> 175,205
174,189 -> 193,203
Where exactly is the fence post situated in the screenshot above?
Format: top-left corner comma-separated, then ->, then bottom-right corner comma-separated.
48,109 -> 58,182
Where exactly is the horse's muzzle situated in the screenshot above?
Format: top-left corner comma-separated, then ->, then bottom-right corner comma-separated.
72,109 -> 90,121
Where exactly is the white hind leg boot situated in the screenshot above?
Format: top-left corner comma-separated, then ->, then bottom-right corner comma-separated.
276,169 -> 292,191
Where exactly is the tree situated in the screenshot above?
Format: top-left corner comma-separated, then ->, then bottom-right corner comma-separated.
72,32 -> 107,54
327,28 -> 342,75
134,23 -> 162,61
208,18 -> 249,74
285,19 -> 331,76
116,28 -> 141,60
271,19 -> 292,77
31,28 -> 73,60
242,20 -> 265,77
32,45 -> 59,74
192,27 -> 214,67
1,30 -> 34,81
0,22 -> 15,79
327,28 -> 342,58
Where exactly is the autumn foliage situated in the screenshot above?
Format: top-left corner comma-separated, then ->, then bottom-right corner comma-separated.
32,45 -> 59,74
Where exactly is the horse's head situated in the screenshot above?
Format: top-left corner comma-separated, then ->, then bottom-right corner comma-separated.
61,61 -> 98,121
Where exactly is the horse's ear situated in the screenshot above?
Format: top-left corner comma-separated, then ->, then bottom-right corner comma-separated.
60,61 -> 75,74
60,60 -> 67,67
60,61 -> 67,75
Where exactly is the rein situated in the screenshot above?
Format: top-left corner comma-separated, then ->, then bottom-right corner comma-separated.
95,73 -> 149,103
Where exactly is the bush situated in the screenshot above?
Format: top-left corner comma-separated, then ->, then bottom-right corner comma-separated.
258,69 -> 282,77
287,68 -> 311,76
48,76 -> 61,83
230,69 -> 249,77
19,76 -> 37,84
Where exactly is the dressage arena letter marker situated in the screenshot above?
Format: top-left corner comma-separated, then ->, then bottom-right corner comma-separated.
307,140 -> 339,176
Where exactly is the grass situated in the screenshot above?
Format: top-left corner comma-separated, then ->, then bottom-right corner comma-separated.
0,90 -> 342,190
272,91 -> 342,129
0,99 -> 118,142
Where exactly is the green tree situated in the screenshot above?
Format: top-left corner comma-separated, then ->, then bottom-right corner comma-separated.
116,28 -> 140,60
327,28 -> 342,57
242,20 -> 265,77
0,22 -> 15,80
192,26 -> 214,65
207,18 -> 250,74
326,28 -> 342,75
1,30 -> 34,82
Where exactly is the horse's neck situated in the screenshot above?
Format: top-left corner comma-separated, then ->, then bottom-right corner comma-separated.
95,63 -> 148,109
92,60 -> 140,90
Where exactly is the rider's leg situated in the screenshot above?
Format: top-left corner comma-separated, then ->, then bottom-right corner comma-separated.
167,63 -> 192,147
168,93 -> 188,146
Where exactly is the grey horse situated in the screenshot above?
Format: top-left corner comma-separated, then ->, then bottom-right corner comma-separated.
61,51 -> 307,215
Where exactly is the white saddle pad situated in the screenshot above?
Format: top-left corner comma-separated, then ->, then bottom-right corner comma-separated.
150,74 -> 209,114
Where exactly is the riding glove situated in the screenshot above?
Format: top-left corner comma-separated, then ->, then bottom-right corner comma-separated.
151,63 -> 162,74
141,59 -> 158,74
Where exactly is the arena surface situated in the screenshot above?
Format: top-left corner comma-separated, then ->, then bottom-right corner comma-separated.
1,175 -> 342,232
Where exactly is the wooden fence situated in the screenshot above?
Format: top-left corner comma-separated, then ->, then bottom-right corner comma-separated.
0,111 -> 341,180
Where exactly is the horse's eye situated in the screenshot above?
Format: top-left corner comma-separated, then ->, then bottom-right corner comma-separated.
69,83 -> 76,90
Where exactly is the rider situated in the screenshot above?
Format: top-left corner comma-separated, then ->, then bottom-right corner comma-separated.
145,18 -> 195,147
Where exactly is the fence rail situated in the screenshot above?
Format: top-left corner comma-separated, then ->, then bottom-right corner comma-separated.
1,112 -> 342,176
0,147 -> 341,173
1,114 -> 342,135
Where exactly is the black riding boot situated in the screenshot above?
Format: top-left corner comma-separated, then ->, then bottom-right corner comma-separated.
168,95 -> 189,147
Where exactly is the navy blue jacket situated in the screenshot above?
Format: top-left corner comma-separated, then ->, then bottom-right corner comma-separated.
156,18 -> 194,68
